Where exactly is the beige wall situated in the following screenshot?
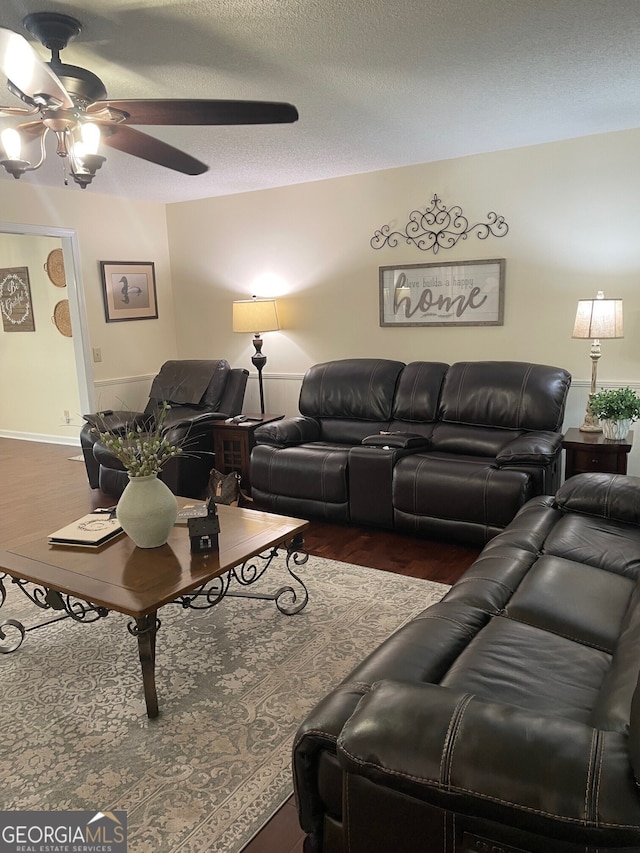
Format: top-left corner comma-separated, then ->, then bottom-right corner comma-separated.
0,180 -> 177,438
166,128 -> 640,386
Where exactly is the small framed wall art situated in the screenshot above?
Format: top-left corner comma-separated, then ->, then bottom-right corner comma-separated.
379,258 -> 505,327
0,266 -> 35,332
100,261 -> 158,322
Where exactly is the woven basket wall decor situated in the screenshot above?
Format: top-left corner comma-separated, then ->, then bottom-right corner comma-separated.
44,249 -> 66,288
52,299 -> 72,337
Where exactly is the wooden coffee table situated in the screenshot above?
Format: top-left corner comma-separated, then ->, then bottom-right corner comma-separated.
0,503 -> 310,719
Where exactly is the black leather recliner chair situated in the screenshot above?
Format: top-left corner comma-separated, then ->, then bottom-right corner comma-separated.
80,359 -> 248,499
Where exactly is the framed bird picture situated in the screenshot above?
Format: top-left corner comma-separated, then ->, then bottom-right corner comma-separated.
100,261 -> 158,322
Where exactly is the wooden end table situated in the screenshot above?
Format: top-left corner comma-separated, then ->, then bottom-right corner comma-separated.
211,413 -> 283,490
562,427 -> 633,479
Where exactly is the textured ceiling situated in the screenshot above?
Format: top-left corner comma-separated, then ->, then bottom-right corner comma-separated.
1,0 -> 640,203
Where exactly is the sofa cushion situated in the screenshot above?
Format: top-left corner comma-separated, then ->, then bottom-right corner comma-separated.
393,453 -> 534,536
250,443 -> 351,503
390,360 -> 449,423
299,358 -> 404,421
440,616 -> 611,721
592,582 -> 640,732
542,512 -> 640,580
504,555 -> 635,654
439,361 -> 571,431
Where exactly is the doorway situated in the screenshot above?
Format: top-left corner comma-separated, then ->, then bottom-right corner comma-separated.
0,222 -> 94,441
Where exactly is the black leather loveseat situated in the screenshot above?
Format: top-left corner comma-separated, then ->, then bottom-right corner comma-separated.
293,472 -> 640,853
251,358 -> 571,544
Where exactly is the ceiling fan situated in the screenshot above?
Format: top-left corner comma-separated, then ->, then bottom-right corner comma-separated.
0,11 -> 299,188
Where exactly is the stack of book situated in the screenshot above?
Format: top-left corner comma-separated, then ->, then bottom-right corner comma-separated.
48,510 -> 124,548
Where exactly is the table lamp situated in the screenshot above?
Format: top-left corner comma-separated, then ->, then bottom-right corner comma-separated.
572,290 -> 624,432
232,296 -> 280,415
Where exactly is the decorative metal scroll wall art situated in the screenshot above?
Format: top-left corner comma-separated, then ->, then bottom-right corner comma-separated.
370,194 -> 509,254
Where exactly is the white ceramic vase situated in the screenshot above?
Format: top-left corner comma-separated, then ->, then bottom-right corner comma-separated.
601,418 -> 631,441
116,474 -> 178,548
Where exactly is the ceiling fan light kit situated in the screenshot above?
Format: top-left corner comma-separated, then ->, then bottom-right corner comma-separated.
0,12 -> 298,190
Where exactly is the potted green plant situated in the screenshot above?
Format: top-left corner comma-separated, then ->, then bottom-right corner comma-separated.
588,387 -> 640,440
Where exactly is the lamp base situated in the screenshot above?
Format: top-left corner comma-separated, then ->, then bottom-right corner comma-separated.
579,412 -> 602,433
579,388 -> 602,433
251,334 -> 267,416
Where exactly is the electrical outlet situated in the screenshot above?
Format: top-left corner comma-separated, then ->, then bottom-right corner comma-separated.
64,410 -> 70,424
92,347 -> 102,363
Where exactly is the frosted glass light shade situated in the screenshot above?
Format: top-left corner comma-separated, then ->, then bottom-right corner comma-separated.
81,122 -> 101,155
232,298 -> 280,333
572,293 -> 624,340
1,127 -> 21,160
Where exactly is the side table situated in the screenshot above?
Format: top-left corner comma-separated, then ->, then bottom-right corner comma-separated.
562,427 -> 633,480
212,414 -> 283,490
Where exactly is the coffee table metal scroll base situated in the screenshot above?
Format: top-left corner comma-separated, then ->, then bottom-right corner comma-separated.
134,537 -> 309,717
0,579 -> 108,653
0,535 -> 309,720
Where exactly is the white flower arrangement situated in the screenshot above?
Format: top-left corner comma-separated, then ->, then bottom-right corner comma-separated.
91,401 -> 183,477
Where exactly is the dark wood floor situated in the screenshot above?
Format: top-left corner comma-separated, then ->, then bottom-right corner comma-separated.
0,438 -> 480,853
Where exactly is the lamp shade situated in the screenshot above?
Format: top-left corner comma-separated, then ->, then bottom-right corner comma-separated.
232,298 -> 280,334
572,293 -> 623,340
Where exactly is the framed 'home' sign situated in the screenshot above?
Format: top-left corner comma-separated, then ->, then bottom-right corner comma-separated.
379,258 -> 505,327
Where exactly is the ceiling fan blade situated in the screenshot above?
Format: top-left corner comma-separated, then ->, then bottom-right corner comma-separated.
89,99 -> 299,126
99,123 -> 208,175
0,104 -> 38,117
0,27 -> 73,109
16,120 -> 47,137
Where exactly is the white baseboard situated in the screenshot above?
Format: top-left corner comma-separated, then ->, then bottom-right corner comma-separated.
0,430 -> 81,447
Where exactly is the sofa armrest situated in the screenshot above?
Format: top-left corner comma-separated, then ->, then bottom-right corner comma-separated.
338,680 -> 640,843
495,430 -> 563,466
163,411 -> 229,433
554,472 -> 640,525
162,415 -> 226,449
83,410 -> 151,434
293,682 -> 370,834
253,416 -> 321,447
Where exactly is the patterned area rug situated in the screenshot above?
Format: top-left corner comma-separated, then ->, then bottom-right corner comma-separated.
0,555 -> 449,852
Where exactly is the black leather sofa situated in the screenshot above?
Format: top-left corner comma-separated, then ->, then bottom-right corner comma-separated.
251,358 -> 571,544
293,472 -> 640,853
80,359 -> 248,499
